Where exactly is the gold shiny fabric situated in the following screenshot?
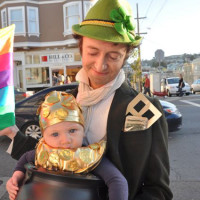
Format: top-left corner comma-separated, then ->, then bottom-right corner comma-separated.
124,93 -> 162,131
35,138 -> 106,173
37,91 -> 84,132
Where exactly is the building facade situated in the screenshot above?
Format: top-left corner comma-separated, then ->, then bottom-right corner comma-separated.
0,0 -> 94,91
192,57 -> 200,82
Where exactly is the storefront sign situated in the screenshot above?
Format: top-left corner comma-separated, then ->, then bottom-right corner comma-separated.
41,53 -> 74,63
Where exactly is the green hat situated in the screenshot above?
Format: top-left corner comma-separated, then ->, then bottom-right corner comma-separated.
72,0 -> 142,46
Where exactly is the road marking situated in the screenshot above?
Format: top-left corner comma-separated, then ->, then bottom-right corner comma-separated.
0,177 -> 9,199
188,98 -> 200,102
180,100 -> 200,107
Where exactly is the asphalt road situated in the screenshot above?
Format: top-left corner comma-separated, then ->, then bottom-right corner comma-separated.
166,94 -> 200,200
0,94 -> 200,200
0,137 -> 17,200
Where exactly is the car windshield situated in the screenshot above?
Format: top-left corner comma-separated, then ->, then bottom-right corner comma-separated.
168,78 -> 179,84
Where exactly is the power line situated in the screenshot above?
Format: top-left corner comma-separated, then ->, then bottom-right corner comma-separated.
140,0 -> 154,27
134,4 -> 147,36
150,0 -> 168,27
144,0 -> 154,17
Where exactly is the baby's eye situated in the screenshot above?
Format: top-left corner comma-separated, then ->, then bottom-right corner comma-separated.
69,129 -> 76,134
51,132 -> 59,137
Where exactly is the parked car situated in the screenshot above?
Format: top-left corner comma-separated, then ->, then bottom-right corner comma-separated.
160,100 -> 182,132
191,79 -> 200,94
15,83 -> 78,139
15,87 -> 34,102
161,77 -> 191,97
15,83 -> 182,139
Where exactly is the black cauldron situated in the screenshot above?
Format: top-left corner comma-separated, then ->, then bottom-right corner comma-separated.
16,164 -> 108,200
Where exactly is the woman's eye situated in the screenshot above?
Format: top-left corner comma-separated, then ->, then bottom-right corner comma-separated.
109,54 -> 120,61
88,52 -> 98,56
69,129 -> 76,134
51,132 -> 59,137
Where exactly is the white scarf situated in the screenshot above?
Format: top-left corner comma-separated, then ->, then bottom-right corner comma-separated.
76,68 -> 125,139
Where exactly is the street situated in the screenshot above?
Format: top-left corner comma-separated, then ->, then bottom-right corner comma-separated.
0,94 -> 200,200
167,94 -> 200,200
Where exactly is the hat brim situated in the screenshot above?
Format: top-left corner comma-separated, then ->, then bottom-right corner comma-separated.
72,24 -> 142,47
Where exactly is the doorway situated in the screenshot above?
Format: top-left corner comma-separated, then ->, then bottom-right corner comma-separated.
50,66 -> 66,86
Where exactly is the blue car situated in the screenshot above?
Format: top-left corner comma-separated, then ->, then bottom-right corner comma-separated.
160,100 -> 182,132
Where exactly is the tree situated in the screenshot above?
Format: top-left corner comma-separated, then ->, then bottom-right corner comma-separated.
129,49 -> 142,91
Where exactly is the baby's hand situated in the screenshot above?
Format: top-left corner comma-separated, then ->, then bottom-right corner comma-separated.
6,171 -> 24,200
6,176 -> 19,200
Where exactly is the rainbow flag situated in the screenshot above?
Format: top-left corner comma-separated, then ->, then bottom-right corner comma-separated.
0,24 -> 15,130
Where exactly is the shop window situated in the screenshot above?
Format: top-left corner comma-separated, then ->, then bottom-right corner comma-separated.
27,7 -> 39,37
63,2 -> 80,36
26,67 -> 50,85
18,69 -> 23,88
8,7 -> 25,36
74,52 -> 81,61
1,8 -> 7,28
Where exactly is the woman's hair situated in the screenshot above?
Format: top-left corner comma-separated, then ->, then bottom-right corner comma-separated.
73,34 -> 136,62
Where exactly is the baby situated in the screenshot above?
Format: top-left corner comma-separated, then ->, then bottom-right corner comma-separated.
6,91 -> 128,200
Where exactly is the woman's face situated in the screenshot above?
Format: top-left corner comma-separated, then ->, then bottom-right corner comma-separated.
43,121 -> 84,149
81,37 -> 127,89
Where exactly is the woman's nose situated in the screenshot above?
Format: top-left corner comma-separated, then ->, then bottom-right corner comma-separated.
94,55 -> 107,72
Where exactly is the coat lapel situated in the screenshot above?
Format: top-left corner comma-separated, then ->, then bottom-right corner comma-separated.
106,82 -> 138,171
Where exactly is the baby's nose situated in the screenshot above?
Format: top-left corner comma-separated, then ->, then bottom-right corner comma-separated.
61,134 -> 71,148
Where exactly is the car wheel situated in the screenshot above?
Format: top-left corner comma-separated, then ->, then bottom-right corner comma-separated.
21,122 -> 42,140
191,89 -> 195,94
167,90 -> 171,97
186,93 -> 190,96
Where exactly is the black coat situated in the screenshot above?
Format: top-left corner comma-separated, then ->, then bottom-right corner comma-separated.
11,81 -> 173,200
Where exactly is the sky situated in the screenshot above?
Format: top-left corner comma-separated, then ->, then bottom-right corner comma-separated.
127,0 -> 200,60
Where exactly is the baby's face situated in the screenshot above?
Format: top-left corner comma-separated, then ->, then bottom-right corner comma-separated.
43,121 -> 84,149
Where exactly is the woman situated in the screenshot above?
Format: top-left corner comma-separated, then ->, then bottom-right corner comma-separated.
178,74 -> 184,97
0,0 -> 173,199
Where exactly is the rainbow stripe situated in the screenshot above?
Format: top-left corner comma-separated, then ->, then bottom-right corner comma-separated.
0,24 -> 15,130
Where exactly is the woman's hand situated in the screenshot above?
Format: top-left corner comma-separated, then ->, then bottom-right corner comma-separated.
0,125 -> 19,139
6,171 -> 24,200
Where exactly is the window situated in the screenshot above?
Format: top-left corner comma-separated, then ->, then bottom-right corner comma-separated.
63,2 -> 81,36
25,55 -> 32,64
27,7 -> 39,37
1,8 -> 7,28
74,52 -> 81,61
25,67 -> 50,85
8,7 -> 25,36
25,55 -> 40,64
167,78 -> 179,84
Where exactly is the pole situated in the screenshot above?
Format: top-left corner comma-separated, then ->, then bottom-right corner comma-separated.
134,3 -> 147,92
81,0 -> 84,20
136,3 -> 142,92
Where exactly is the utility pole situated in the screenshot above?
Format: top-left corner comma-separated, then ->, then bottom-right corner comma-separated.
81,0 -> 84,20
134,3 -> 147,92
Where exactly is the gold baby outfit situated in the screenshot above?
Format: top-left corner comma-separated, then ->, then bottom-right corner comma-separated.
37,91 -> 84,132
35,91 -> 106,173
35,138 -> 106,173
